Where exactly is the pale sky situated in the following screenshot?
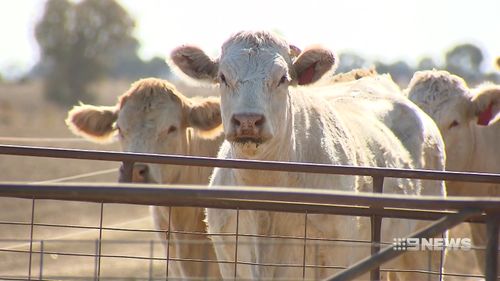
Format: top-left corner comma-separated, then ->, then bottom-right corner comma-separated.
0,0 -> 499,80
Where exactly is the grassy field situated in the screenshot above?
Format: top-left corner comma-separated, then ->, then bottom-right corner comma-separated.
0,80 -> 484,280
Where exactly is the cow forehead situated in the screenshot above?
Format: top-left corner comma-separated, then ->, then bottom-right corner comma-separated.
220,47 -> 290,80
118,95 -> 182,129
408,72 -> 472,115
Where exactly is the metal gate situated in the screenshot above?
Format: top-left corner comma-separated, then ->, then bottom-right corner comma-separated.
0,144 -> 499,281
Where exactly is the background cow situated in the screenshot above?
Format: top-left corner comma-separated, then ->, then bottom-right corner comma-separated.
66,78 -> 223,279
405,70 -> 500,276
170,31 -> 446,280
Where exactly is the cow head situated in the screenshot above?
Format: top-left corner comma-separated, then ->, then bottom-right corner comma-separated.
170,31 -> 337,157
406,70 -> 500,170
66,78 -> 222,183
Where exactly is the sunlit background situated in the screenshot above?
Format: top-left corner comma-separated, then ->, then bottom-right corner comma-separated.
1,0 -> 499,81
0,1 -> 497,278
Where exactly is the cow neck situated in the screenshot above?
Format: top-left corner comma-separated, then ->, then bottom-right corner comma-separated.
177,128 -> 223,185
467,123 -> 498,172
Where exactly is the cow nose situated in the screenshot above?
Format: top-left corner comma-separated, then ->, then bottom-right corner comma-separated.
231,113 -> 265,138
132,164 -> 149,183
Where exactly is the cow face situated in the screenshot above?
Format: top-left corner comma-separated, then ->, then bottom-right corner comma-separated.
170,31 -> 336,157
406,71 -> 500,170
66,78 -> 222,183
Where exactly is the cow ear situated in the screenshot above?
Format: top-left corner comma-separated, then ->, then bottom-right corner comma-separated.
170,45 -> 219,82
186,97 -> 223,139
66,103 -> 118,143
471,85 -> 500,126
292,46 -> 337,85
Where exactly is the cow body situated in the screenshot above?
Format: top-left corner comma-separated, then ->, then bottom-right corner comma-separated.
171,31 -> 445,280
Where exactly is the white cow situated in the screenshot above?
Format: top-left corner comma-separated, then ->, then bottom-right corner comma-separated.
405,70 -> 500,275
170,31 -> 446,280
66,78 -> 223,279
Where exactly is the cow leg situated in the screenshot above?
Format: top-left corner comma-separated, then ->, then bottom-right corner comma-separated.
206,208 -> 238,279
150,206 -> 182,277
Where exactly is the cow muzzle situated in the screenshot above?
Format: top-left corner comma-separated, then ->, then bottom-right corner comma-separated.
228,113 -> 267,143
119,162 -> 150,183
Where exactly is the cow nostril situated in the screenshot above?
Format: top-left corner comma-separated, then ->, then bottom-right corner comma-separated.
255,116 -> 265,127
132,164 -> 149,183
231,116 -> 241,127
139,166 -> 148,176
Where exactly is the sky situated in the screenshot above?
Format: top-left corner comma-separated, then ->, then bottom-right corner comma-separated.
0,0 -> 499,80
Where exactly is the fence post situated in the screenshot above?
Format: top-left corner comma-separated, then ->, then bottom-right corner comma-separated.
371,176 -> 384,281
485,212 -> 499,281
39,240 -> 44,280
149,240 -> 154,281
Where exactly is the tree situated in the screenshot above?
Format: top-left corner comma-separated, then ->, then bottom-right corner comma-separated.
35,0 -> 74,104
417,56 -> 438,71
375,60 -> 413,87
337,52 -> 368,73
35,0 -> 138,105
445,43 -> 484,85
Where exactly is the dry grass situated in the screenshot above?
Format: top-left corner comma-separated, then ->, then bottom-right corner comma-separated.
0,79 -> 167,280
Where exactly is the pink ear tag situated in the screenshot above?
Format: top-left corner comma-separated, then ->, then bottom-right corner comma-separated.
477,102 -> 494,126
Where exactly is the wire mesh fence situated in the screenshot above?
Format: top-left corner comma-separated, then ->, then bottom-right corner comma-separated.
0,144 -> 499,281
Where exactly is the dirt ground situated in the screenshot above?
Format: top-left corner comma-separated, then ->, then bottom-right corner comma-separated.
0,80 -> 485,280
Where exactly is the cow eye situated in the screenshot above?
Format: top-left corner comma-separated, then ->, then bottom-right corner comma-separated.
116,125 -> 124,138
219,73 -> 228,86
448,120 -> 459,129
159,126 -> 177,140
278,75 -> 287,87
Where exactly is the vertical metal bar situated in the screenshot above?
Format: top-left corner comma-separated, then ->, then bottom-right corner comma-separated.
149,240 -> 154,281
166,206 -> 172,278
485,213 -> 499,281
234,208 -> 240,279
439,231 -> 445,281
96,202 -> 104,281
94,239 -> 99,281
427,245 -> 432,281
203,234 -> 209,281
315,242 -> 319,280
370,176 -> 384,281
302,211 -> 308,280
28,198 -> 35,280
39,240 -> 44,280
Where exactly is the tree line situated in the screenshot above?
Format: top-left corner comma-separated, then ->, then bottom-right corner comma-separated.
338,44 -> 500,88
32,0 -> 500,106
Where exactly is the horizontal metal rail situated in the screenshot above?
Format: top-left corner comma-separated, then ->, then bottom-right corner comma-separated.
1,144 -> 500,184
1,182 -> 499,215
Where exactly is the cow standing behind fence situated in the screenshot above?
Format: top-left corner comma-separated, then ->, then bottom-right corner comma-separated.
406,70 -> 500,276
66,78 -> 224,279
170,30 -> 446,280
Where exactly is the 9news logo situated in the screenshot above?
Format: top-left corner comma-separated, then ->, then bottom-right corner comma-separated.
393,238 -> 471,251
